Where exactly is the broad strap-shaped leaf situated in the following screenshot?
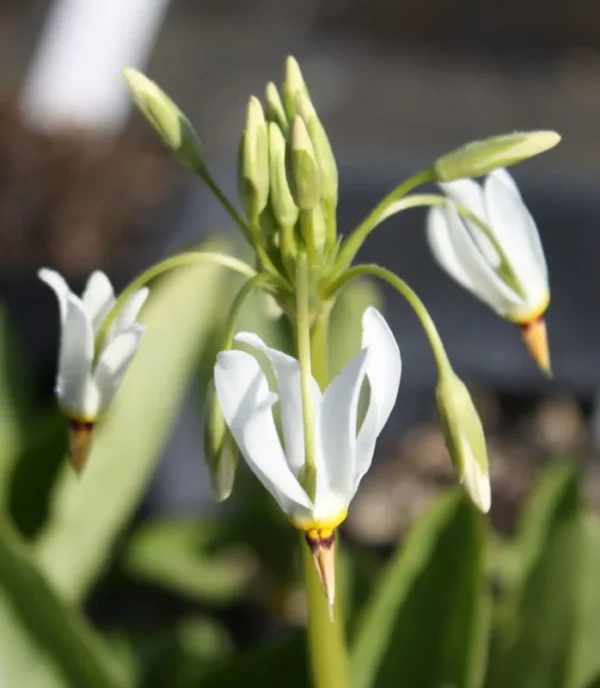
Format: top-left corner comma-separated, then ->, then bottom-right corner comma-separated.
0,517 -> 127,688
33,244 -> 230,601
486,462 -> 597,688
124,517 -> 255,603
350,490 -> 489,688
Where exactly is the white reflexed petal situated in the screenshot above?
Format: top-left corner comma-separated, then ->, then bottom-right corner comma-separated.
93,329 -> 144,410
427,207 -> 477,294
354,307 -> 402,490
38,268 -> 70,324
116,288 -> 149,333
444,203 -> 523,314
82,271 -> 115,333
319,349 -> 369,503
57,295 -> 96,417
235,331 -> 322,476
484,170 -> 548,286
460,434 -> 491,513
214,350 -> 312,515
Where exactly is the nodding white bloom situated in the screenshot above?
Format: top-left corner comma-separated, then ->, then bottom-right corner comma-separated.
39,269 -> 147,470
214,306 -> 401,607
427,168 -> 551,372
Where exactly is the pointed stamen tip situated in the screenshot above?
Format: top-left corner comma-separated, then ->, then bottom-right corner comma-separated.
519,317 -> 551,377
305,529 -> 336,612
68,419 -> 95,474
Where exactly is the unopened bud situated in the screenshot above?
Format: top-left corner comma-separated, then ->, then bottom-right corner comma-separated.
436,369 -> 490,512
434,131 -> 561,182
288,116 -> 321,211
204,383 -> 238,501
123,68 -> 204,171
268,122 -> 298,229
283,56 -> 310,121
296,93 -> 338,208
265,82 -> 288,134
238,97 -> 269,218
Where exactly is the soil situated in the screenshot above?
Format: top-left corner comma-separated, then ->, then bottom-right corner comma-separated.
0,101 -> 181,276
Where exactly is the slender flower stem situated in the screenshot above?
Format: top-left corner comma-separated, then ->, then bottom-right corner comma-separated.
295,253 -> 316,472
334,167 -> 434,273
221,274 -> 274,350
300,302 -> 350,688
324,263 -> 451,373
94,252 -> 257,358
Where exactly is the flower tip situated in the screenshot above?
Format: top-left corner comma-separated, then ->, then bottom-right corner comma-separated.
463,461 -> 491,513
306,531 -> 336,613
519,317 -> 551,377
68,420 -> 95,474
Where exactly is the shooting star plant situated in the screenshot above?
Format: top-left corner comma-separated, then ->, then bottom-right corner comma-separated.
28,53 -> 561,688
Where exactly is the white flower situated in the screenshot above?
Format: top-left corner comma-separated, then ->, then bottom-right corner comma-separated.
427,168 -> 549,325
214,306 -> 401,529
39,269 -> 148,422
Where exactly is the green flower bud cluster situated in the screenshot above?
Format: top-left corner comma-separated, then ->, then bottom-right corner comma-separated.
238,57 -> 339,275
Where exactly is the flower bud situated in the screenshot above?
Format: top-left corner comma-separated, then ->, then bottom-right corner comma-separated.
123,68 -> 204,171
299,202 -> 327,255
288,116 -> 321,211
282,56 -> 310,121
296,93 -> 338,208
268,122 -> 299,229
436,369 -> 490,513
204,382 -> 238,501
265,82 -> 288,134
434,131 -> 561,182
238,97 -> 270,219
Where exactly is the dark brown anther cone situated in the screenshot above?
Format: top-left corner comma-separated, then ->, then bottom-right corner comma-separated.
68,420 -> 95,473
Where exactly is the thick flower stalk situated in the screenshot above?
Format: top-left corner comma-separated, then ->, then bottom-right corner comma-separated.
427,168 -> 551,374
214,307 -> 401,608
39,269 -> 147,471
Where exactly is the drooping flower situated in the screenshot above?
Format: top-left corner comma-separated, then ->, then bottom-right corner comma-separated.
427,168 -> 551,374
39,269 -> 148,471
214,307 -> 401,608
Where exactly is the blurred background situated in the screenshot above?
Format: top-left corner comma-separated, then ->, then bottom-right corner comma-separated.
1,2 -> 600,686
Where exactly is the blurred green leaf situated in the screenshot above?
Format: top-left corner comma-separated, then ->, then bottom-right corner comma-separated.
350,490 -> 489,688
328,277 -> 383,379
33,245 -> 231,601
124,517 -> 255,603
202,630 -> 308,688
0,516 -> 128,688
486,462 -> 598,688
109,615 -> 232,688
0,306 -> 34,507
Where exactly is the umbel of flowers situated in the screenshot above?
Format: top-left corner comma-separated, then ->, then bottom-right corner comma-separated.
40,57 -> 559,632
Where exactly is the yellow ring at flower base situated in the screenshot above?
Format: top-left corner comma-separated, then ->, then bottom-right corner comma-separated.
290,508 -> 348,533
504,290 -> 550,325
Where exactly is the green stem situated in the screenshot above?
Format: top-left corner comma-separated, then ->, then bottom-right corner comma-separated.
300,303 -> 349,688
95,252 -> 256,358
334,168 -> 434,273
193,164 -> 251,243
295,253 -> 316,472
249,216 -> 287,284
324,263 -> 451,373
221,274 -> 274,350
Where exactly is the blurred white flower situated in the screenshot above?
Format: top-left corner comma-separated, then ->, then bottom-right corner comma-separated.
39,269 -> 147,469
214,306 -> 401,607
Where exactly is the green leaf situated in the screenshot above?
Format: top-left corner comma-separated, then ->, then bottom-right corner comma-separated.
124,517 -> 255,603
33,246 -> 230,601
350,490 -> 489,688
0,517 -> 127,688
486,462 -> 589,688
202,630 -> 308,688
0,306 -> 33,507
